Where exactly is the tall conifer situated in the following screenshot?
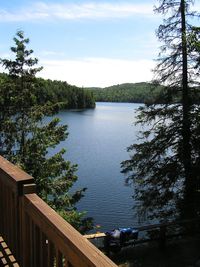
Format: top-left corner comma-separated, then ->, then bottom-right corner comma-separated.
122,0 -> 200,221
0,31 -> 92,232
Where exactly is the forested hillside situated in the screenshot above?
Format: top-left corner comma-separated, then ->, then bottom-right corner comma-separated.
87,82 -> 163,103
0,73 -> 96,109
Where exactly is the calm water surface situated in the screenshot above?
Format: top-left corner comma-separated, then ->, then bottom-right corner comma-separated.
55,102 -> 142,232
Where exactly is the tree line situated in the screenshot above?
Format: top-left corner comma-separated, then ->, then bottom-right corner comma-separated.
0,72 -> 95,110
88,82 -> 200,104
87,83 -> 162,103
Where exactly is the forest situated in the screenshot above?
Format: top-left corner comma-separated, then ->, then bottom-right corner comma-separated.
0,72 -> 96,110
88,82 -> 200,104
87,83 -> 164,104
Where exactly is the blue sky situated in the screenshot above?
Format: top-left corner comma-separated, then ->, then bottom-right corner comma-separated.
0,1 -> 199,87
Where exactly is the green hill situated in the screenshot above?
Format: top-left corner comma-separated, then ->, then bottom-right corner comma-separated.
86,82 -> 163,103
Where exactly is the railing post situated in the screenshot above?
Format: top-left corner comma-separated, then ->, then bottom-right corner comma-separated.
19,183 -> 36,267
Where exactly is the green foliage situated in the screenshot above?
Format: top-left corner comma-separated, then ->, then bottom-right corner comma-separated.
0,73 -> 96,110
87,83 -> 165,104
189,26 -> 200,69
121,0 -> 200,222
0,31 -> 93,232
88,82 -> 200,104
35,78 -> 96,109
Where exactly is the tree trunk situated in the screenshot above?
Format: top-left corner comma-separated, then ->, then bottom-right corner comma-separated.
181,0 -> 195,218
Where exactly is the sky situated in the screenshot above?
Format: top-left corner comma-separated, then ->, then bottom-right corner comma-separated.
0,0 -> 198,87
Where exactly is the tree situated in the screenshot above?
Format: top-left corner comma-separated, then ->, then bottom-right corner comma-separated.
189,26 -> 200,68
0,31 -> 93,233
121,0 -> 200,222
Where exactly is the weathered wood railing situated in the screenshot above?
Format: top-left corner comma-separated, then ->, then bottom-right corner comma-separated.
0,156 -> 117,267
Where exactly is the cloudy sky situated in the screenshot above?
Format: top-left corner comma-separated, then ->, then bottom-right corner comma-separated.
0,0 -> 197,87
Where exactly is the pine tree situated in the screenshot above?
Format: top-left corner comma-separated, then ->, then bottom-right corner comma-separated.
189,26 -> 200,68
121,0 -> 200,222
0,31 -> 93,233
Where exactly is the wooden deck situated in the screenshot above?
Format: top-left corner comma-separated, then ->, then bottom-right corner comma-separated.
0,156 -> 117,267
0,236 -> 19,267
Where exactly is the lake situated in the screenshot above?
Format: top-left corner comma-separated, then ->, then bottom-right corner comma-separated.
55,102 -> 143,232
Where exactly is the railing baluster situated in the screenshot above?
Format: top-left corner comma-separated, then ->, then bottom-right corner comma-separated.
35,224 -> 41,267
11,191 -> 16,255
64,260 -> 74,267
31,219 -> 35,267
4,186 -> 8,242
0,179 -> 2,232
41,233 -> 48,266
47,240 -> 55,267
56,249 -> 63,267
23,213 -> 31,267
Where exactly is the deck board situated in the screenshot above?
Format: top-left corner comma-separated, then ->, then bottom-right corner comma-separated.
0,236 -> 19,267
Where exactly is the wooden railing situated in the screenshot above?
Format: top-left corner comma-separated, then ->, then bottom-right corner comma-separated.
0,156 -> 117,267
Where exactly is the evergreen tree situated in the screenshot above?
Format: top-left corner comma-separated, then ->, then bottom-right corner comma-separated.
0,31 -> 93,233
190,26 -> 200,68
121,0 -> 200,222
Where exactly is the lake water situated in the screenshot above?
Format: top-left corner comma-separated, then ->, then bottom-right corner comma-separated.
55,102 -> 143,232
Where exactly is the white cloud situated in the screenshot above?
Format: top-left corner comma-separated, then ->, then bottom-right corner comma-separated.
0,2 -> 153,22
0,8 -> 49,22
39,57 -> 155,87
39,50 -> 65,57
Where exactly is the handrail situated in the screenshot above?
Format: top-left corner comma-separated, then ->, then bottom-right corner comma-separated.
0,156 -> 117,267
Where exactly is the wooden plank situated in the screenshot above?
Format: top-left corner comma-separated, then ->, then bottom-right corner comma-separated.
22,184 -> 36,195
64,260 -> 74,267
84,233 -> 106,239
40,233 -> 48,267
21,212 -> 31,267
0,235 -> 19,267
56,249 -> 63,267
0,179 -> 2,233
47,241 -> 55,267
34,224 -> 41,267
30,218 -> 34,267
